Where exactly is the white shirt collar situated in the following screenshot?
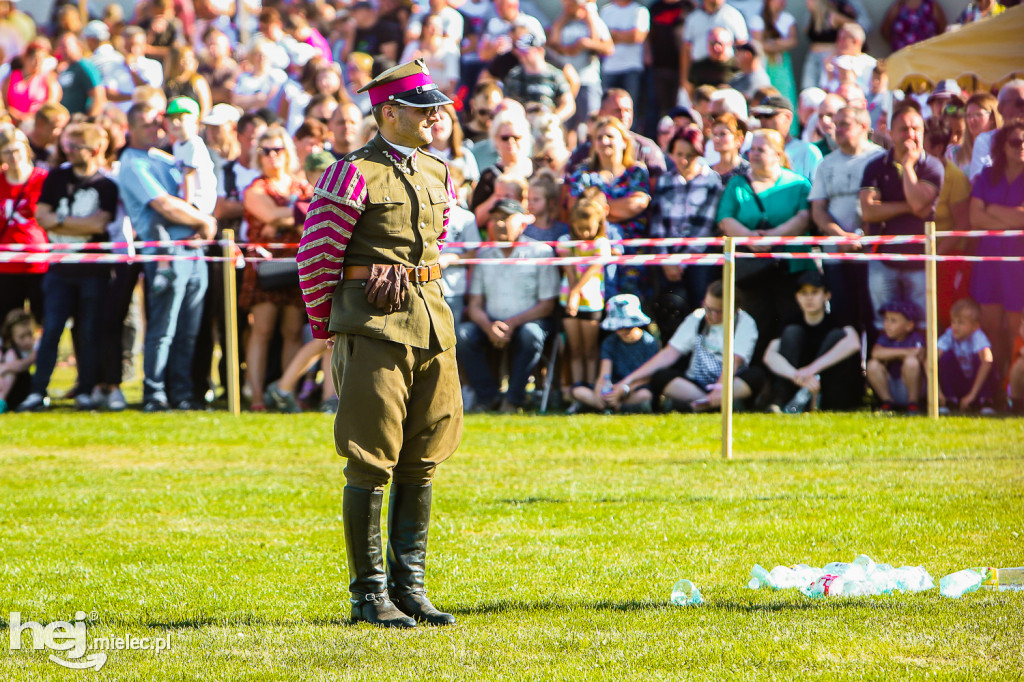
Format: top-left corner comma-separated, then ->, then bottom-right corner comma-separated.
380,135 -> 418,158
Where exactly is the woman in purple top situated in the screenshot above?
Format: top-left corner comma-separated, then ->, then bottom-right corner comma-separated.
881,0 -> 947,52
968,120 -> 1024,377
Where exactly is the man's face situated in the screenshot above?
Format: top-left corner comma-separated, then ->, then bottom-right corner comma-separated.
165,112 -> 198,144
472,92 -> 501,128
817,98 -> 843,141
239,121 -> 268,156
833,110 -> 866,151
707,30 -> 732,62
387,104 -> 441,148
891,111 -> 924,156
131,109 -> 165,148
490,211 -> 525,242
601,95 -> 633,130
65,136 -> 97,169
998,86 -> 1024,122
755,109 -> 790,135
496,0 -> 518,20
704,0 -> 725,12
331,105 -> 363,152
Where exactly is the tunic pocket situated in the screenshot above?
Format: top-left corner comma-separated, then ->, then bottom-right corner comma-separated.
366,185 -> 408,235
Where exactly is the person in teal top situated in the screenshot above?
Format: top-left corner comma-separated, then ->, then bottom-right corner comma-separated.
717,127 -> 812,364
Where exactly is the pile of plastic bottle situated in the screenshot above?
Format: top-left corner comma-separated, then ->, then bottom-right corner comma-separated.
669,556 -> 1023,605
747,554 -> 935,597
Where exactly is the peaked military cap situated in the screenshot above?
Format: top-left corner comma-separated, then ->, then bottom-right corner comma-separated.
357,58 -> 454,108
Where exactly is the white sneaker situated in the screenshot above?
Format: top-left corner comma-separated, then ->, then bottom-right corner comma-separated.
107,387 -> 127,412
74,393 -> 94,411
938,406 -> 951,416
16,393 -> 47,412
90,386 -> 109,410
980,406 -> 996,416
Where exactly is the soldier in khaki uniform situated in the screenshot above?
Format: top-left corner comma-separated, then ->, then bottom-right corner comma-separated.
297,60 -> 461,628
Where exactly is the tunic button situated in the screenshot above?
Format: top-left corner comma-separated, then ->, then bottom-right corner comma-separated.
384,195 -> 390,201
415,185 -> 421,190
421,204 -> 426,210
420,222 -> 426,228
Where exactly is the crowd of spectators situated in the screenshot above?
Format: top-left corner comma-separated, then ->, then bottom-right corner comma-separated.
0,0 -> 1022,417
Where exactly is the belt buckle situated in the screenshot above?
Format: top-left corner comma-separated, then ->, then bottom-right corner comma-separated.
410,265 -> 430,282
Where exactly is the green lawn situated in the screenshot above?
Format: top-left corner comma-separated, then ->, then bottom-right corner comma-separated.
1,412 -> 1022,680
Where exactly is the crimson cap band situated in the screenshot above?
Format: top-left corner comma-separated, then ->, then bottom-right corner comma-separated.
357,58 -> 455,108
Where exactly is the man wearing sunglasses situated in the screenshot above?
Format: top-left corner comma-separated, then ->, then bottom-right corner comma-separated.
297,59 -> 461,629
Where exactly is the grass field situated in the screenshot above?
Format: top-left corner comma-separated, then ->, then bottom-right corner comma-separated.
1,411 -> 1023,681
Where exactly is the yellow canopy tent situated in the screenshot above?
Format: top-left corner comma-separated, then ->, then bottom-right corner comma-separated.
886,6 -> 1024,93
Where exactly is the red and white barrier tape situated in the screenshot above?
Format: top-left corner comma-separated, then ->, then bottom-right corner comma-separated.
2,229 -> 1023,254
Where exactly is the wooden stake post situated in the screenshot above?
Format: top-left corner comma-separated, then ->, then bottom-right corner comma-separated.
721,238 -> 736,460
222,230 -> 241,416
924,221 -> 939,419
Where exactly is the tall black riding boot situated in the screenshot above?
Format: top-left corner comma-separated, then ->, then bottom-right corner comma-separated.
387,483 -> 456,626
343,486 -> 416,628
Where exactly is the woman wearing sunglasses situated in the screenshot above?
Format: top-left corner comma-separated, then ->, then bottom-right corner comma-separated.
240,126 -> 312,411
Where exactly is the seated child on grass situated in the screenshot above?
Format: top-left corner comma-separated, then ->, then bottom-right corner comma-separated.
938,297 -> 998,414
866,300 -> 925,413
0,309 -> 36,414
573,294 -> 659,413
763,271 -> 863,412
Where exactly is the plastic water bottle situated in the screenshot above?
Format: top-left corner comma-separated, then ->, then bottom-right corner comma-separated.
994,567 -> 1024,591
600,375 -> 614,397
939,569 -> 984,598
670,579 -> 704,606
975,566 -> 1024,591
783,376 -> 821,414
801,574 -> 847,598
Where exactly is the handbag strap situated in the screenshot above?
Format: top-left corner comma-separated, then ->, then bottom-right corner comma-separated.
742,174 -> 767,218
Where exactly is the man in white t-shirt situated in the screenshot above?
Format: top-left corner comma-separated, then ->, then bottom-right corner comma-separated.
809,105 -> 883,331
681,0 -> 748,98
611,280 -> 764,411
599,0 -> 649,98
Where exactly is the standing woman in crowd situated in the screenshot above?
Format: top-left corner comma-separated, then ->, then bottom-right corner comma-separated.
239,126 -> 312,411
949,92 -> 1001,177
470,108 -> 532,226
717,128 -> 811,361
968,120 -> 1024,383
801,0 -> 859,91
710,113 -> 750,185
0,126 -> 48,324
428,102 -> 480,188
567,115 -> 651,300
3,40 -> 61,128
650,127 -> 724,339
400,13 -> 460,96
750,0 -> 798,110
881,0 -> 947,52
164,44 -> 212,118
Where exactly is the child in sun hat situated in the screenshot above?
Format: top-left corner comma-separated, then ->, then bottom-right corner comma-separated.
570,294 -> 659,414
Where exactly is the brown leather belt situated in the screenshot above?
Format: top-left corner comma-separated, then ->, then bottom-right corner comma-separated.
342,264 -> 442,283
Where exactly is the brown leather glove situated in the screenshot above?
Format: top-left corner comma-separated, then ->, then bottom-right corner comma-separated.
365,264 -> 409,313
